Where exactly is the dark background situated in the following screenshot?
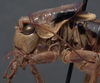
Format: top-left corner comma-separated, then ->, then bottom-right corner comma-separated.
0,0 -> 100,83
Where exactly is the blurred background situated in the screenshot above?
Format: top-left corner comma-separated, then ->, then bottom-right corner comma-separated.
0,0 -> 100,83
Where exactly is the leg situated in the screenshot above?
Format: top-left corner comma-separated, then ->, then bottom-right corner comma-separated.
3,59 -> 16,78
89,55 -> 100,83
29,60 -> 44,83
83,74 -> 91,83
60,49 -> 100,75
28,42 -> 60,83
31,51 -> 58,64
29,51 -> 59,83
60,49 -> 100,83
31,42 -> 60,64
5,60 -> 17,83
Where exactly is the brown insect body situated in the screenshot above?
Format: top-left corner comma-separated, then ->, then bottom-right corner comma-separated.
4,2 -> 100,83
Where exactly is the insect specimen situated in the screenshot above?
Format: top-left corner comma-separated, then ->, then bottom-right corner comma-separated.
3,2 -> 100,83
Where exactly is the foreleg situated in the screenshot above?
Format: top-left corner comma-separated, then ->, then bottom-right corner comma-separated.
3,59 -> 16,78
4,60 -> 17,83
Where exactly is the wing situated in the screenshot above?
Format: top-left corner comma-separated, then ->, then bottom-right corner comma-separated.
29,2 -> 83,39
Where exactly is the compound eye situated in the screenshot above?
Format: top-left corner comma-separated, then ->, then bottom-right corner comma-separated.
23,24 -> 35,35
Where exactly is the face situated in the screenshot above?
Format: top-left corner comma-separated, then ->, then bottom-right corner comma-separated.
14,16 -> 39,54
